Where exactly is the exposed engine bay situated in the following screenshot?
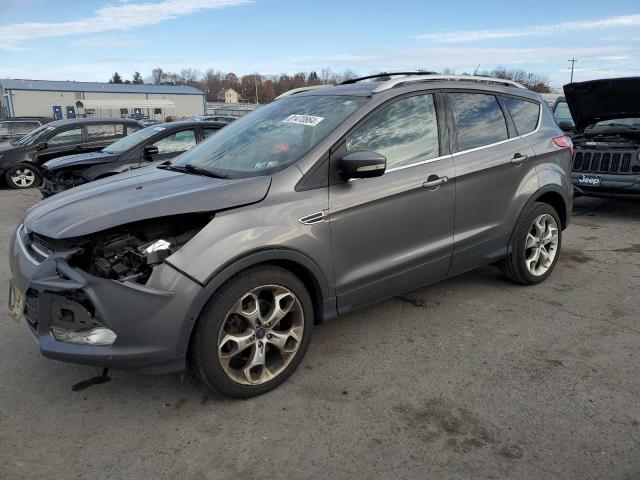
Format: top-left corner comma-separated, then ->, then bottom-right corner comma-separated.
57,213 -> 212,284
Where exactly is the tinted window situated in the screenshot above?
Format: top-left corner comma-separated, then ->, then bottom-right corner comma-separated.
449,93 -> 508,151
86,124 -> 123,141
13,122 -> 40,135
346,94 -> 439,169
48,127 -> 82,146
503,97 -> 540,135
554,102 -> 573,123
153,129 -> 197,154
203,127 -> 221,138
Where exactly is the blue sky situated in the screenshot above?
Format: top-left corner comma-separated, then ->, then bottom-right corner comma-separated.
1,0 -> 639,89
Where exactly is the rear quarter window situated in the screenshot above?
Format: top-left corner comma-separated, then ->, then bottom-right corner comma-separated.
502,97 -> 540,135
449,93 -> 508,151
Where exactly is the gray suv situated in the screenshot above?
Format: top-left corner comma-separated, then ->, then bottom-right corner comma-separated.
8,74 -> 573,398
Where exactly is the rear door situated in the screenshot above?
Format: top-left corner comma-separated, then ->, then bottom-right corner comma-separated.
447,91 -> 540,275
328,92 -> 455,313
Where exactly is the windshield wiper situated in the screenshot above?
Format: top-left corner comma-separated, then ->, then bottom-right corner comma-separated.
158,163 -> 230,179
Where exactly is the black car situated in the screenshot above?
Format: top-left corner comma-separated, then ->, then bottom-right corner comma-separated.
40,120 -> 227,196
566,77 -> 640,196
0,118 -> 142,189
0,117 -> 52,142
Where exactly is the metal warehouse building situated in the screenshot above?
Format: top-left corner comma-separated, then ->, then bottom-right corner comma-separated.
0,79 -> 205,121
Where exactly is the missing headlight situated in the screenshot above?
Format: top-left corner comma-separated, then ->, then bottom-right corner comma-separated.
65,213 -> 212,284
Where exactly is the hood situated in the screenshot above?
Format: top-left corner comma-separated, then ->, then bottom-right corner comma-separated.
564,77 -> 640,132
0,140 -> 20,154
24,166 -> 272,239
43,150 -> 116,171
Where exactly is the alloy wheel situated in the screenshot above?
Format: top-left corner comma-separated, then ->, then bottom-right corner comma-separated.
11,168 -> 36,188
525,214 -> 559,276
217,284 -> 304,385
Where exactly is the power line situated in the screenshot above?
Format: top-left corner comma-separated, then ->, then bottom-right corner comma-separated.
568,58 -> 578,83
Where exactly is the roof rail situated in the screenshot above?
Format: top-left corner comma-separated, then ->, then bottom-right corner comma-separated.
340,71 -> 438,85
275,85 -> 333,100
372,75 -> 527,93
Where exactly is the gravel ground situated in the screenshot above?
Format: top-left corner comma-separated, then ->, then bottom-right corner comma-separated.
0,188 -> 639,480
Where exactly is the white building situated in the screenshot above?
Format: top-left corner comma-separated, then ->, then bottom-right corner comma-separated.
0,79 -> 206,120
217,88 -> 240,104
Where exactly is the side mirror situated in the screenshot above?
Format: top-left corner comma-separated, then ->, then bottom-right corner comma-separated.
142,145 -> 159,159
36,142 -> 47,151
558,120 -> 575,132
340,151 -> 386,179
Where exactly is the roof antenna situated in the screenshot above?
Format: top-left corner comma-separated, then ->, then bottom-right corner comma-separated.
473,64 -> 481,75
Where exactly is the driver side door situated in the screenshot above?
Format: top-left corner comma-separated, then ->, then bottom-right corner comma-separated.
328,92 -> 455,314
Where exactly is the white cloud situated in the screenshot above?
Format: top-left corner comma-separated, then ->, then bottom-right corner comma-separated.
0,0 -> 252,50
415,13 -> 640,42
69,35 -> 148,48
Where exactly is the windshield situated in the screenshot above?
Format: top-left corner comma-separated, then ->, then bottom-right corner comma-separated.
588,117 -> 640,130
104,125 -> 168,154
173,95 -> 368,177
14,124 -> 52,146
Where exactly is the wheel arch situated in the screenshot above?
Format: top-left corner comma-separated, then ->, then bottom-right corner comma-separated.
176,248 -> 335,358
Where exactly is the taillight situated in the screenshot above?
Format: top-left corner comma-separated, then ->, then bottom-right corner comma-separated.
553,135 -> 574,157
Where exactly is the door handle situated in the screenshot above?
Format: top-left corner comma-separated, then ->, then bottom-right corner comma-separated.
511,153 -> 528,165
422,175 -> 449,190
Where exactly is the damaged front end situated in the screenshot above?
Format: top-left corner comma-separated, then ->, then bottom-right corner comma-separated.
9,213 -> 211,373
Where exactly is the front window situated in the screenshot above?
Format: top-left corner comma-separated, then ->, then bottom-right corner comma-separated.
346,94 -> 439,170
0,122 -> 10,136
14,125 -> 53,146
153,129 -> 196,154
47,127 -> 82,146
103,125 -> 167,154
173,95 -> 368,177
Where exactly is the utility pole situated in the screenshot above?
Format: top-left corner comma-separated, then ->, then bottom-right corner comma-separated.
568,58 -> 577,83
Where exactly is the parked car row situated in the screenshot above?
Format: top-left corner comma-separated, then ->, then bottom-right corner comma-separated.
0,117 -> 53,142
7,73 -> 575,398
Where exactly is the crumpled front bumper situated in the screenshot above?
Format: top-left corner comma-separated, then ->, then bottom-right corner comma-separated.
8,225 -> 203,374
39,175 -> 79,197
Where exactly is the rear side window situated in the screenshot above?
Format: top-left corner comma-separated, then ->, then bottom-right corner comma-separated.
86,124 -> 124,141
346,94 -> 439,170
127,125 -> 142,134
503,97 -> 540,135
449,93 -> 508,151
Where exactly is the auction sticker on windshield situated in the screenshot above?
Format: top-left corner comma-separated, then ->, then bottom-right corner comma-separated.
282,115 -> 324,127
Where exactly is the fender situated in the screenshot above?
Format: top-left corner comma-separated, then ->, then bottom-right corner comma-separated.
173,247 -> 336,357
507,184 -> 572,251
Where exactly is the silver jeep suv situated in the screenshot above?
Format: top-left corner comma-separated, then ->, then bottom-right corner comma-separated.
8,74 -> 573,397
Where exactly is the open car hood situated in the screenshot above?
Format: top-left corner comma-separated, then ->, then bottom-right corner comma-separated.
564,77 -> 640,132
24,166 -> 271,239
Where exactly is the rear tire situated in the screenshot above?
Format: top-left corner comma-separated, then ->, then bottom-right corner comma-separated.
5,165 -> 41,189
191,265 -> 314,398
499,202 -> 562,285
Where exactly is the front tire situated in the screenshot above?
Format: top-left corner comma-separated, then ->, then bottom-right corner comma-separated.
5,165 -> 41,189
191,265 -> 314,398
500,202 -> 562,285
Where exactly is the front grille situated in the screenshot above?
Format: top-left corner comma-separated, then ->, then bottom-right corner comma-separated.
573,149 -> 638,174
